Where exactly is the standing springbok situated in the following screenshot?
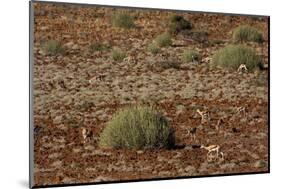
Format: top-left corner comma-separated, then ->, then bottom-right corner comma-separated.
236,106 -> 246,116
187,127 -> 197,141
81,127 -> 93,144
237,64 -> 248,73
216,118 -> 225,131
201,144 -> 224,162
89,74 -> 106,84
196,109 -> 210,124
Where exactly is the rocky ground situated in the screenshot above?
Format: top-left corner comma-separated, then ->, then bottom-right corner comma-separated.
32,2 -> 269,187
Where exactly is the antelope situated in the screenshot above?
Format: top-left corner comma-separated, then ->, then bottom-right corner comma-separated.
196,109 -> 210,123
201,144 -> 223,162
237,64 -> 248,73
192,55 -> 199,64
89,74 -> 106,84
236,106 -> 246,116
81,127 -> 93,144
216,118 -> 225,131
123,55 -> 137,64
187,127 -> 197,141
201,144 -> 220,156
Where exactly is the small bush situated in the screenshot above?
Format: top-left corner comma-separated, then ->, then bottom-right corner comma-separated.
212,45 -> 262,71
232,25 -> 263,43
182,50 -> 200,62
42,40 -> 64,55
147,43 -> 160,54
99,106 -> 175,150
168,15 -> 192,34
154,33 -> 172,47
111,48 -> 126,62
112,13 -> 135,29
89,42 -> 109,53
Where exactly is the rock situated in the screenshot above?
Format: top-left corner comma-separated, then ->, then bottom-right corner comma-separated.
72,44 -> 79,50
48,153 -> 61,159
255,132 -> 267,139
51,160 -> 62,167
252,112 -> 260,119
249,153 -> 260,160
64,41 -> 74,48
53,115 -> 63,124
220,163 -> 236,170
93,176 -> 113,182
253,160 -> 267,168
176,104 -> 185,115
184,165 -> 196,174
137,150 -> 144,154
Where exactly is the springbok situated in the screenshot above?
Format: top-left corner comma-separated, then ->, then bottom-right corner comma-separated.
81,127 -> 93,144
236,106 -> 246,116
196,109 -> 210,123
187,127 -> 197,141
216,118 -> 225,131
89,74 -> 106,84
201,144 -> 224,162
237,64 -> 248,73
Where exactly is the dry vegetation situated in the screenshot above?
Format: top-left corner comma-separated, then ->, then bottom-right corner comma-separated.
32,2 -> 269,187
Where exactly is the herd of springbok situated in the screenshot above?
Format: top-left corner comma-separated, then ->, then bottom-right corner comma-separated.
81,63 -> 249,163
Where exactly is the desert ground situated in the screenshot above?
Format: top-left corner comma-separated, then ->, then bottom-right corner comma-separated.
32,2 -> 269,187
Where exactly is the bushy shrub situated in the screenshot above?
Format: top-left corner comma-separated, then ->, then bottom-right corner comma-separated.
168,15 -> 192,34
232,25 -> 263,43
42,40 -> 64,55
212,45 -> 262,71
147,42 -> 161,54
182,50 -> 200,62
111,48 -> 126,62
112,13 -> 135,29
154,33 -> 172,47
99,106 -> 175,150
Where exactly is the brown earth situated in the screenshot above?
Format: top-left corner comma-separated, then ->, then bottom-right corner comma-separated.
32,2 -> 269,187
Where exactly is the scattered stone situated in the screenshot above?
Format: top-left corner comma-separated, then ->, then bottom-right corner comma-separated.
253,160 -> 267,168
72,44 -> 79,50
220,163 -> 236,170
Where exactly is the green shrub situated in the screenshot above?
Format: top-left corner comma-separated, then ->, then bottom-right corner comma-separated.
111,48 -> 126,62
42,40 -> 64,55
182,50 -> 200,62
89,42 -> 109,53
154,33 -> 172,47
147,42 -> 161,54
212,45 -> 262,71
232,25 -> 263,43
99,106 -> 175,150
112,13 -> 135,29
168,15 -> 192,34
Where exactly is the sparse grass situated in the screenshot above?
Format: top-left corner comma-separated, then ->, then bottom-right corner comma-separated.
99,105 -> 175,150
42,40 -> 64,55
111,48 -> 126,62
111,12 -> 135,29
232,25 -> 263,43
168,15 -> 192,34
147,42 -> 161,54
182,50 -> 200,62
212,45 -> 262,71
154,33 -> 172,47
89,42 -> 109,53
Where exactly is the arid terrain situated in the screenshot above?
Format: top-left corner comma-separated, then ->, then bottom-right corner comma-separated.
32,2 -> 269,187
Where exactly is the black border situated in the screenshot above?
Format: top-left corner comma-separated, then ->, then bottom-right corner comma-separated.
29,1 -> 270,188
